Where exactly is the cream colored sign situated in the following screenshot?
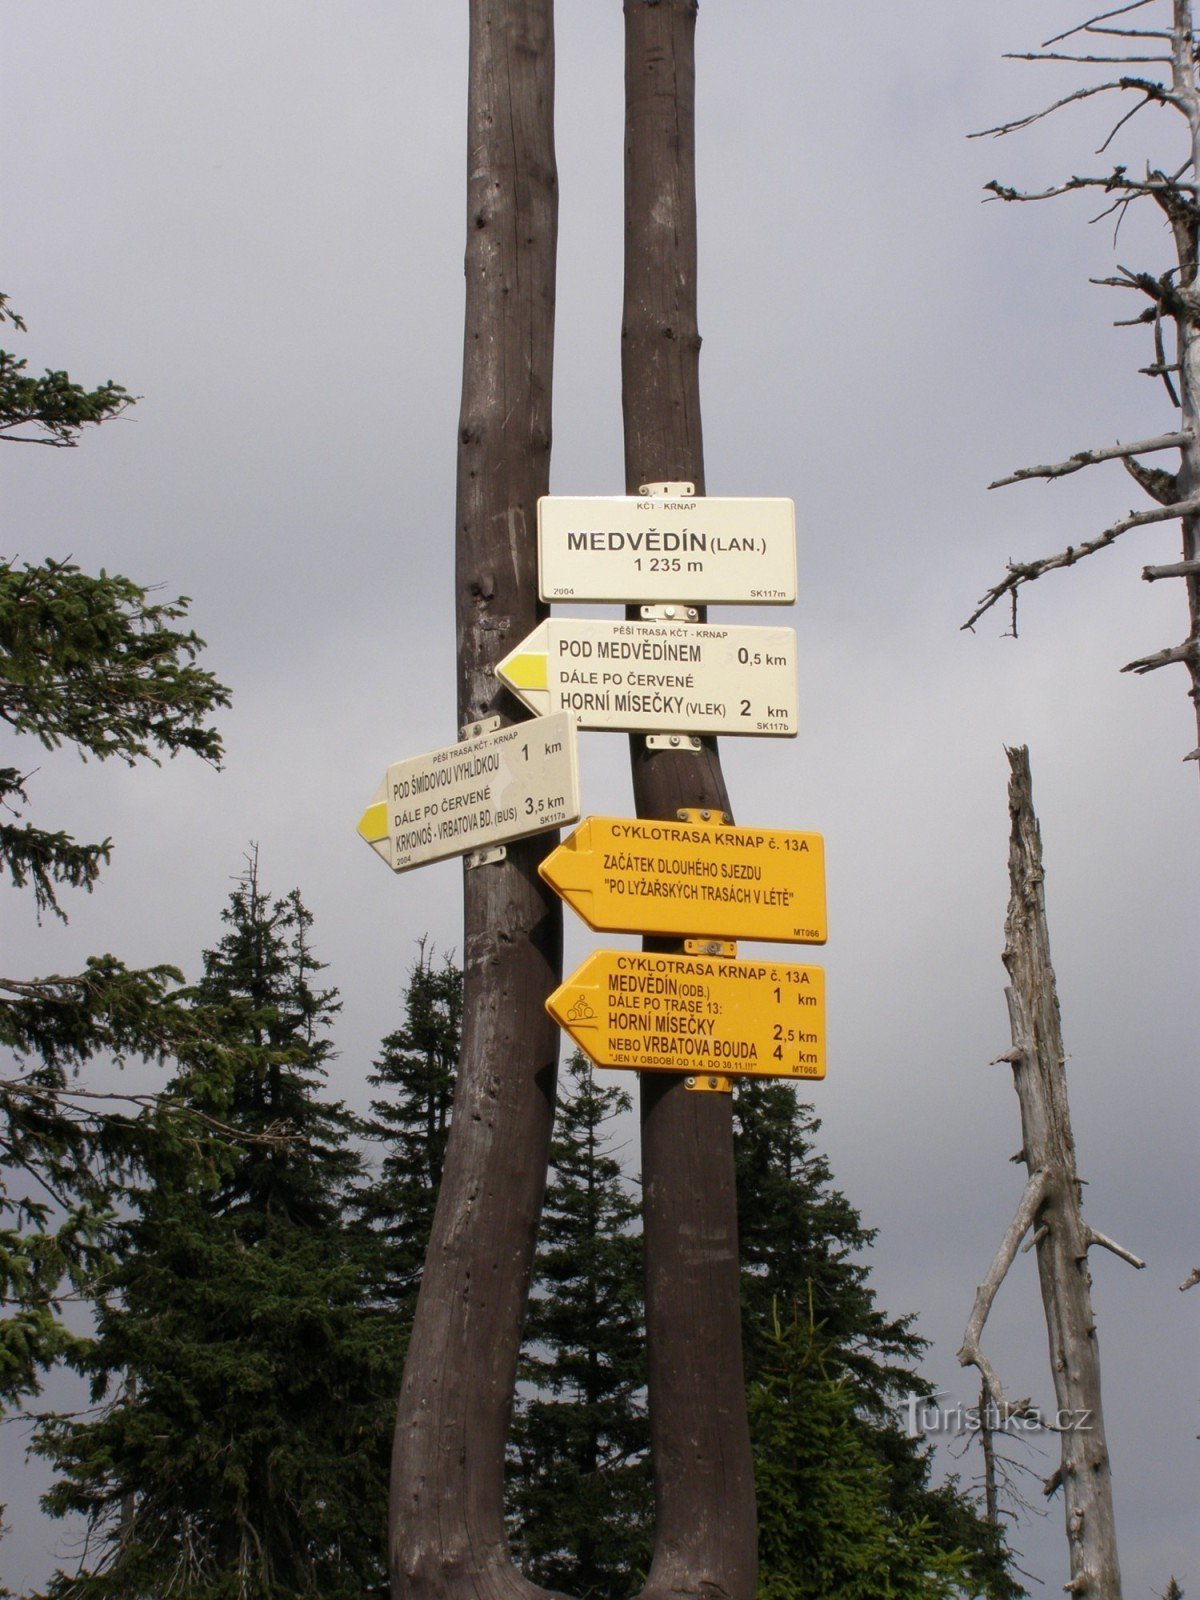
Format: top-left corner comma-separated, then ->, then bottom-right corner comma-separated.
357,713 -> 580,872
537,495 -> 796,604
495,618 -> 798,735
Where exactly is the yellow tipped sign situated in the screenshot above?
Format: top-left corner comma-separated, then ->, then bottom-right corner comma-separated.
539,816 -> 826,944
356,712 -> 580,873
547,950 -> 825,1079
495,617 -> 799,736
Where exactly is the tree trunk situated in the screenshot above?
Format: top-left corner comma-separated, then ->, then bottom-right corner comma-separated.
966,747 -> 1126,1599
1169,0 -> 1200,767
622,5 -> 757,1597
388,5 -> 563,1596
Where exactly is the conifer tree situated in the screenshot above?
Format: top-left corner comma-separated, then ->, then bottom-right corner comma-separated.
356,942 -> 461,1315
751,1306 -> 981,1600
507,1052 -> 651,1599
735,1084 -> 1021,1599
34,860 -> 399,1599
734,1082 -> 921,1407
2,325 -> 229,1408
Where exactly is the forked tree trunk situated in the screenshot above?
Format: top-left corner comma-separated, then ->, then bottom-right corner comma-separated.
960,747 -> 1138,1599
621,4 -> 757,1597
388,5 -> 563,1596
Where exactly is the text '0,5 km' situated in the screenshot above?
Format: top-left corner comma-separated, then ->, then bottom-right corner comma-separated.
537,494 -> 797,604
495,617 -> 799,736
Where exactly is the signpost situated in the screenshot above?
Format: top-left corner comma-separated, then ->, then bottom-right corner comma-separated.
547,949 -> 826,1079
540,815 -> 826,943
538,494 -> 796,604
357,711 -> 580,872
495,617 -> 798,735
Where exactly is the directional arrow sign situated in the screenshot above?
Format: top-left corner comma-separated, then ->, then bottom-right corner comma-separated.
540,817 -> 826,944
547,950 -> 825,1080
495,618 -> 798,736
538,494 -> 796,604
357,712 -> 580,872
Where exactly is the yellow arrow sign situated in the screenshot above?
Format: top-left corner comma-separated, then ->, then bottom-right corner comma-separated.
547,950 -> 825,1079
539,816 -> 826,944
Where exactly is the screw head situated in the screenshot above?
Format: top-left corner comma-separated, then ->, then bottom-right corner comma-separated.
685,1076 -> 696,1087
708,1076 -> 719,1088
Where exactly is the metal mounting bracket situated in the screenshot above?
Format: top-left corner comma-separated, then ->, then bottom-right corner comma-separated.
683,938 -> 737,958
638,481 -> 695,498
684,1074 -> 734,1095
460,715 -> 502,741
639,603 -> 700,622
675,807 -> 732,826
645,733 -> 702,752
465,845 -> 507,870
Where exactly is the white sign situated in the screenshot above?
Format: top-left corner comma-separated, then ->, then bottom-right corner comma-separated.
496,618 -> 798,736
538,495 -> 797,604
357,712 -> 581,872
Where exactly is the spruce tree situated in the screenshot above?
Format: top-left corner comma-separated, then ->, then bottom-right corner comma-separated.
751,1306 -> 981,1600
507,1052 -> 651,1599
34,859 -> 399,1599
735,1083 -> 1021,1599
3,412 -> 228,1408
735,1082 -> 921,1407
356,942 -> 461,1315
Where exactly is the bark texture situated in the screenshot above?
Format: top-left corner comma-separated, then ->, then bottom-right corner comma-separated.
389,5 -> 563,1596
622,5 -> 757,1597
960,747 -> 1126,1600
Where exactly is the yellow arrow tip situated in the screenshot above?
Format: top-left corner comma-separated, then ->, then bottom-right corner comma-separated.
501,651 -> 548,691
357,800 -> 388,844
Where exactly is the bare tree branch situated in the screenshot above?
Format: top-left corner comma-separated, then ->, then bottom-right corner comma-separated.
1120,637 -> 1200,671
1088,25 -> 1174,36
988,429 -> 1190,488
1180,1266 -> 1200,1290
1143,556 -> 1200,576
1086,1227 -> 1147,1268
1044,0 -> 1156,48
957,1166 -> 1054,1413
972,76 -> 1184,140
964,496 -> 1200,631
1004,50 -> 1171,63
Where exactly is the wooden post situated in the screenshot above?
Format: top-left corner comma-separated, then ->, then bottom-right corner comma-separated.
388,5 -> 563,1596
622,5 -> 757,1597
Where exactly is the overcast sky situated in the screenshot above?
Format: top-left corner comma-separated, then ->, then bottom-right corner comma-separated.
4,2 -> 1197,1593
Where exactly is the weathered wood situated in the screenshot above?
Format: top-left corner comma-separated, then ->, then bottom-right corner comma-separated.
388,5 -> 563,1596
622,5 -> 757,1598
965,2 -> 1200,774
960,747 -> 1129,1599
1168,0 -> 1200,766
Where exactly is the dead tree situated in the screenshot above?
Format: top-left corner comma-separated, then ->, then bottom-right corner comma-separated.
965,1 -> 1200,776
388,5 -> 564,1597
619,5 -> 757,1597
958,746 -> 1145,1600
